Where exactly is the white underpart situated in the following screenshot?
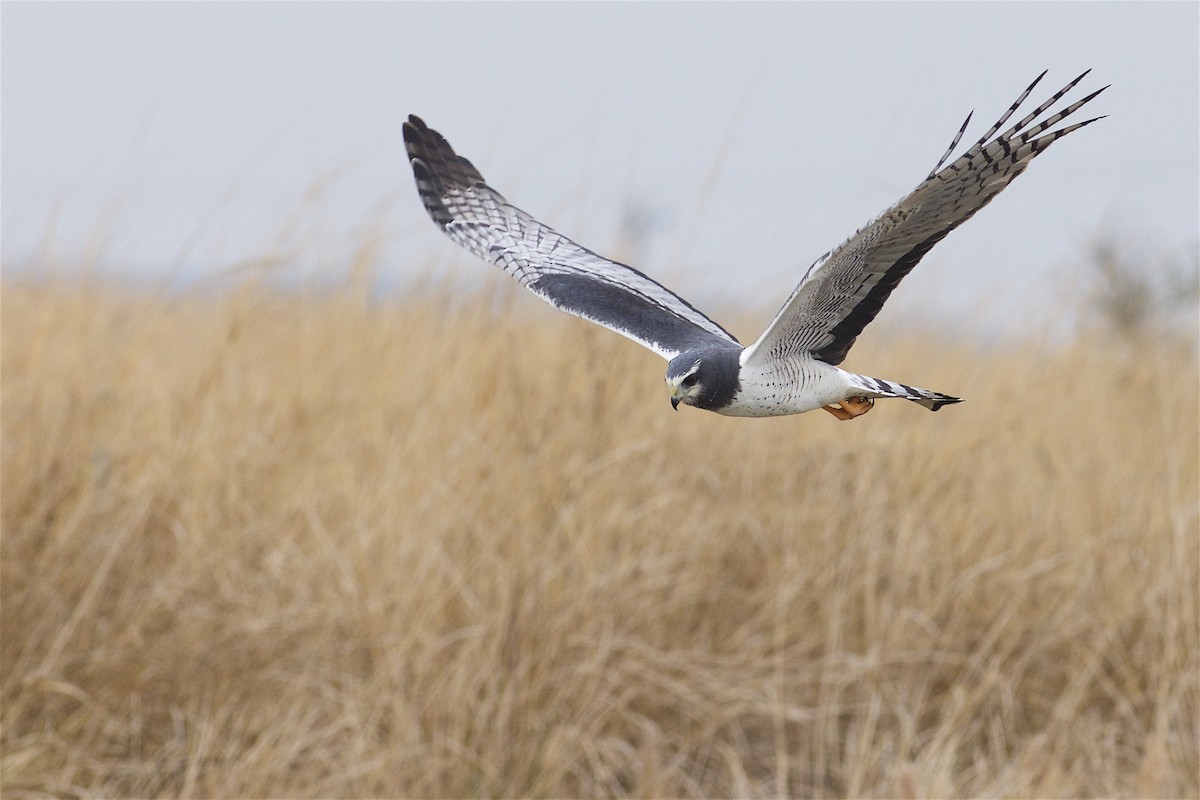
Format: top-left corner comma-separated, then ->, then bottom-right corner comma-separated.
719,356 -> 858,418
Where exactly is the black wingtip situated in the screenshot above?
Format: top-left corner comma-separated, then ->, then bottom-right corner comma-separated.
402,115 -> 426,146
1076,83 -> 1110,107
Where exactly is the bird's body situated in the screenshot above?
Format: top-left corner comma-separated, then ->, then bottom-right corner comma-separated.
403,71 -> 1105,420
707,358 -> 949,418
697,356 -> 852,419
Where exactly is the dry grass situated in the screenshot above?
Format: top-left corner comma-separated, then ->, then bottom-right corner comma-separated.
2,275 -> 1197,798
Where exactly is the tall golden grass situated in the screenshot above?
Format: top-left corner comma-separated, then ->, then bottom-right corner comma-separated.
2,274 -> 1197,798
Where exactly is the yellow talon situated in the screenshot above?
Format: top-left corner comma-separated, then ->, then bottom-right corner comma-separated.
822,396 -> 874,421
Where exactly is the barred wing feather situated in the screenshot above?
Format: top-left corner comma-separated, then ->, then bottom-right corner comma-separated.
741,71 -> 1107,368
403,116 -> 739,360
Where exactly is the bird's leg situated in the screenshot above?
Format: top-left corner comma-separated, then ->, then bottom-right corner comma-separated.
822,404 -> 853,420
843,396 -> 875,417
822,396 -> 875,421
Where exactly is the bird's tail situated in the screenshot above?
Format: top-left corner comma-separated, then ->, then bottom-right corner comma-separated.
846,372 -> 963,412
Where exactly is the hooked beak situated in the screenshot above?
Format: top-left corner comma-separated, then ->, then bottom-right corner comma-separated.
671,397 -> 680,411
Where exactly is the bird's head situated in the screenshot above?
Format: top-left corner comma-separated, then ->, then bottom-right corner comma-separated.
665,355 -> 705,410
666,348 -> 741,411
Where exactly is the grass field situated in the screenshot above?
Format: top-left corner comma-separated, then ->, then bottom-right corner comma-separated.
2,276 -> 1197,798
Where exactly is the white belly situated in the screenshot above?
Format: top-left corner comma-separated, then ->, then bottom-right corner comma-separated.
717,357 -> 854,417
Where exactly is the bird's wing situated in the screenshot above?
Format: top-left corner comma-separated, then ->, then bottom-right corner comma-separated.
403,116 -> 739,360
740,71 -> 1106,368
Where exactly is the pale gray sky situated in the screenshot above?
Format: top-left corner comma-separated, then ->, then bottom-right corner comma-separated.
3,2 -> 1197,333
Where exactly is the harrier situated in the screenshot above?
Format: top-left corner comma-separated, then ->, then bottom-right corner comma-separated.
403,71 -> 1105,419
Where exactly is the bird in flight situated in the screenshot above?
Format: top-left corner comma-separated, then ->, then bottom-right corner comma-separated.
403,71 -> 1105,420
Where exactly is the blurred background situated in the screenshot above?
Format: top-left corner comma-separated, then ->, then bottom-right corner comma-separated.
3,2 -> 1197,336
4,5 -> 1198,796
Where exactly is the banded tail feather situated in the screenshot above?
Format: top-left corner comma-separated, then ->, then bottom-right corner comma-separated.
846,372 -> 963,412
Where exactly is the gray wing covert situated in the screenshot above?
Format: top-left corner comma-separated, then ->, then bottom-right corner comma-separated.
403,116 -> 739,360
741,71 -> 1106,368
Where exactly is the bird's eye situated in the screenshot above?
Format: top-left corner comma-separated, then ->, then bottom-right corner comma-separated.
682,374 -> 699,388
